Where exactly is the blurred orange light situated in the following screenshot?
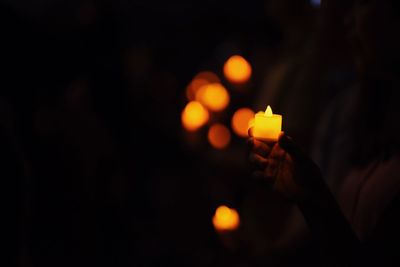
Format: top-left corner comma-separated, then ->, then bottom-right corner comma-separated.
186,78 -> 209,100
186,71 -> 220,100
196,83 -> 230,112
212,205 -> 240,232
231,108 -> 255,137
223,55 -> 252,84
181,101 -> 209,131
208,124 -> 231,149
195,71 -> 220,83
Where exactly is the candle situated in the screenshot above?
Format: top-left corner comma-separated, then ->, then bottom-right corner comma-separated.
249,105 -> 282,142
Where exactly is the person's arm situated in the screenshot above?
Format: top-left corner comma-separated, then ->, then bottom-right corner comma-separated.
249,134 -> 360,266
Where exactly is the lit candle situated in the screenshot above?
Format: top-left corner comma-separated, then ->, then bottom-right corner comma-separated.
249,105 -> 282,142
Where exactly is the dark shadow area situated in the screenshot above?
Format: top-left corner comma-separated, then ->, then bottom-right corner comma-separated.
5,0 -> 400,266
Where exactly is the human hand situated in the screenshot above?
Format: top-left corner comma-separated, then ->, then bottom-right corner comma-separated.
247,131 -> 322,200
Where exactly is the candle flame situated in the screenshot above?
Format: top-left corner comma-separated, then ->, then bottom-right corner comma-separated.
265,105 -> 273,117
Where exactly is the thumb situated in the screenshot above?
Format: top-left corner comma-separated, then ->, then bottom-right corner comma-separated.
278,133 -> 304,162
248,126 -> 254,137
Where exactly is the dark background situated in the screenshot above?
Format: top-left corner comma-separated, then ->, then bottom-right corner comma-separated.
3,0 -> 358,266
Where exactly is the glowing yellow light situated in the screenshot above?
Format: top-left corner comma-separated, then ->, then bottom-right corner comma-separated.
223,55 -> 252,84
265,105 -> 273,116
196,83 -> 230,112
231,108 -> 255,138
208,124 -> 231,149
181,101 -> 209,131
186,71 -> 220,100
212,205 -> 240,232
250,105 -> 282,141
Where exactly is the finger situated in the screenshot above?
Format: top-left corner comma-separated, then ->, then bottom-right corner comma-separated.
265,159 -> 280,177
246,137 -> 255,148
249,153 -> 269,168
248,126 -> 254,137
252,139 -> 272,157
246,137 -> 273,156
269,143 -> 286,160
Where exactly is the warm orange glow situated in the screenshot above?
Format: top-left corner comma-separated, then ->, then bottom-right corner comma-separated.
186,78 -> 209,100
186,71 -> 220,100
195,71 -> 220,83
208,124 -> 231,149
212,206 -> 240,232
231,108 -> 255,138
196,83 -> 230,112
223,55 -> 252,84
251,105 -> 282,141
181,101 -> 209,131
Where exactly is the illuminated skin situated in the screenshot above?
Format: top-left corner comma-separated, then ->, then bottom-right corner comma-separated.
247,132 -> 359,264
248,0 -> 400,220
247,0 -> 400,263
247,133 -> 306,199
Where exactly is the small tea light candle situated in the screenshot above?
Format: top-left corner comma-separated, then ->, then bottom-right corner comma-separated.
249,105 -> 282,142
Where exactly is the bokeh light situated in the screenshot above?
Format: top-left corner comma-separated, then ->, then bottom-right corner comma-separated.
181,101 -> 209,131
223,55 -> 252,84
195,71 -> 220,83
195,83 -> 230,112
186,78 -> 209,100
231,108 -> 255,137
186,71 -> 220,100
208,124 -> 231,149
212,205 -> 240,232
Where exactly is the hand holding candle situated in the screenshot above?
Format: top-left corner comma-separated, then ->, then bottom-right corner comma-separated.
248,105 -> 282,142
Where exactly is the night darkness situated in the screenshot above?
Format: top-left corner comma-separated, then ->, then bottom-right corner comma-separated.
5,0 -> 400,266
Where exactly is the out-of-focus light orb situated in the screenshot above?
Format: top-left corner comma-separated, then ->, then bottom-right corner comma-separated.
195,71 -> 220,83
208,124 -> 231,149
186,78 -> 209,100
223,55 -> 252,84
186,71 -> 220,100
196,83 -> 230,112
212,205 -> 240,231
231,108 -> 255,137
181,101 -> 209,131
